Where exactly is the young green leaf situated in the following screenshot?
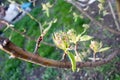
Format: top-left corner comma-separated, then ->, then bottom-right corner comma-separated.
90,41 -> 100,53
67,52 -> 76,72
73,12 -> 79,22
80,35 -> 93,41
42,2 -> 53,17
76,34 -> 81,42
98,0 -> 105,3
99,47 -> 111,52
82,24 -> 89,29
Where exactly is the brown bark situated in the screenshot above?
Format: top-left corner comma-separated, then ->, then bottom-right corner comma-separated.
0,37 -> 119,69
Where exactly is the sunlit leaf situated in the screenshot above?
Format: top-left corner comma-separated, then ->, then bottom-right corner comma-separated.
53,31 -> 70,51
99,41 -> 103,49
98,0 -> 105,3
42,3 -> 48,11
82,24 -> 89,29
90,41 -> 100,53
80,35 -> 93,41
99,47 -> 111,52
75,55 -> 82,62
73,12 -> 79,22
53,18 -> 57,23
42,2 -> 53,17
67,29 -> 77,43
98,3 -> 104,11
46,10 -> 50,17
42,22 -> 52,36
46,2 -> 53,8
103,10 -> 109,16
67,52 -> 76,72
76,34 -> 81,42
42,2 -> 53,11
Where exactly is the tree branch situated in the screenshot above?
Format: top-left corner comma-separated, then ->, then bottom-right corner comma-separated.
0,20 -> 55,47
0,37 -> 119,68
107,0 -> 120,31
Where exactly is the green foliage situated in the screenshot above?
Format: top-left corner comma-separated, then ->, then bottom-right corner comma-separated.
42,68 -> 58,80
80,35 -> 93,41
53,28 -> 93,71
67,52 -> 76,72
42,2 -> 53,17
90,41 -> 110,53
0,59 -> 24,80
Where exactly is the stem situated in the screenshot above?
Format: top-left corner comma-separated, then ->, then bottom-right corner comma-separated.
74,43 -> 79,56
93,52 -> 96,62
17,7 -> 43,34
107,0 -> 120,31
74,43 -> 83,60
0,20 -> 55,47
33,36 -> 43,54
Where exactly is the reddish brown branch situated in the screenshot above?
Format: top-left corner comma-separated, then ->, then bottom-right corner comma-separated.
0,37 -> 119,69
33,36 -> 43,54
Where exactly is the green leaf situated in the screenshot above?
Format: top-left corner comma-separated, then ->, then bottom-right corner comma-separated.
73,12 -> 79,22
82,24 -> 89,29
98,3 -> 104,11
99,41 -> 103,49
103,10 -> 109,16
46,10 -> 50,17
98,0 -> 105,3
67,52 -> 76,72
90,41 -> 101,53
80,24 -> 89,36
99,47 -> 111,52
42,2 -> 53,17
76,34 -> 81,42
80,35 -> 93,41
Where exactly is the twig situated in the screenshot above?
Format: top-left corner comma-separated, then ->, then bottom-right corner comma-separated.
33,20 -> 54,54
25,11 -> 43,33
17,7 -> 43,34
0,37 -> 119,68
107,0 -> 120,31
93,52 -> 96,62
66,0 -> 120,35
33,36 -> 43,54
10,26 -> 55,47
1,20 -> 36,41
0,20 -> 55,47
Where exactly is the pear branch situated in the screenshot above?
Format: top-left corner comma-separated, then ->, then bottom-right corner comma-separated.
0,37 -> 119,68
